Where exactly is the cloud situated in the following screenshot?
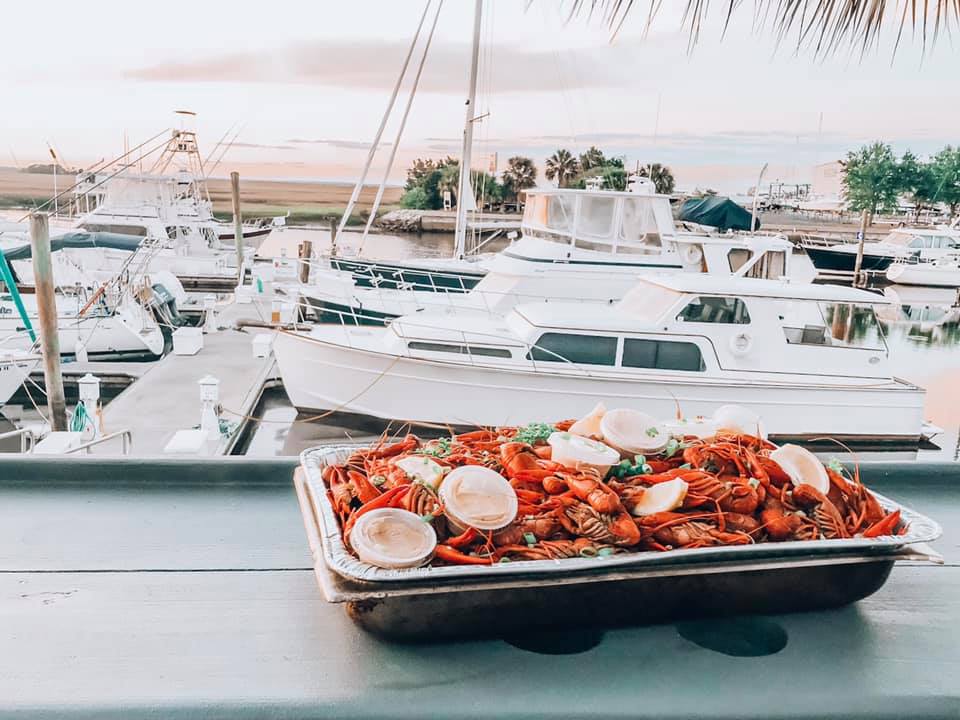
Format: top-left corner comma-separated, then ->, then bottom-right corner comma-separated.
288,138 -> 391,150
126,38 -> 651,94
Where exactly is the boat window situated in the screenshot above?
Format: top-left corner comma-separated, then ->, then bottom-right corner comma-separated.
527,333 -> 617,366
622,339 -> 705,372
79,223 -> 147,237
408,341 -> 512,359
617,283 -> 683,322
166,226 -> 178,240
619,197 -> 661,251
523,195 -> 548,228
577,196 -> 616,238
728,249 -> 752,273
781,302 -> 886,351
546,195 -> 575,233
676,296 -> 751,324
745,250 -> 787,280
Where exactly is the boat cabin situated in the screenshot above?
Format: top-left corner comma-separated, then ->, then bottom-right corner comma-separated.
387,276 -> 894,381
516,188 -> 793,279
881,228 -> 960,252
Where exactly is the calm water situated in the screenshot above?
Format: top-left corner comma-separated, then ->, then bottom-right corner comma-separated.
244,227 -> 960,461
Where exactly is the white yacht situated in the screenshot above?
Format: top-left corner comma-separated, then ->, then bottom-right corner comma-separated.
300,185 -> 801,325
275,275 -> 926,444
886,253 -> 960,288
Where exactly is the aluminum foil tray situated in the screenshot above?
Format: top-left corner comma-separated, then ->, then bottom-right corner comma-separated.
299,445 -> 942,586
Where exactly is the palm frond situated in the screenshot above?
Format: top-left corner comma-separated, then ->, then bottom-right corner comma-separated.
564,0 -> 960,56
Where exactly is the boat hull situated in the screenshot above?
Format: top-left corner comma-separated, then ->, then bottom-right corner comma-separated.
805,246 -> 895,273
274,330 -> 926,443
885,263 -> 960,288
329,258 -> 485,293
0,355 -> 36,407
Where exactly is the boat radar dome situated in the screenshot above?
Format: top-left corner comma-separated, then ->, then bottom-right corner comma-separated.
628,175 -> 655,194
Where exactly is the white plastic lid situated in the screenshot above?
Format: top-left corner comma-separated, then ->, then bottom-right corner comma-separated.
349,508 -> 437,569
712,404 -> 767,439
439,466 -> 518,531
600,408 -> 669,455
547,431 -> 620,474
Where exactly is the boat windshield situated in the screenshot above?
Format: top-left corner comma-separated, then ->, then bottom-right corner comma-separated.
617,283 -> 683,323
883,231 -> 960,250
778,300 -> 887,351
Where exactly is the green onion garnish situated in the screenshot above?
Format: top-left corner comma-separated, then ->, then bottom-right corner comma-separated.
420,513 -> 434,523
597,547 -> 614,557
664,438 -> 680,458
498,557 -> 512,563
523,532 -> 536,546
370,475 -> 386,486
579,546 -> 599,558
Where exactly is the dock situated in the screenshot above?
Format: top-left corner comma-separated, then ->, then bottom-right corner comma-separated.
93,287 -> 283,456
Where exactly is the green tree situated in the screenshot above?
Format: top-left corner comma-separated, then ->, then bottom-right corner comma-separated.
400,186 -> 431,209
638,163 -> 676,194
842,142 -> 900,223
404,158 -> 437,191
897,151 -> 937,219
437,162 -> 460,207
501,156 -> 537,204
578,146 -> 606,172
929,146 -> 960,217
545,149 -> 580,188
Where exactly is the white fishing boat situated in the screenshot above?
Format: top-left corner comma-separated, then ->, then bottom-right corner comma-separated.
0,350 -> 38,408
275,275 -> 926,444
886,253 -> 960,288
299,184 -> 801,325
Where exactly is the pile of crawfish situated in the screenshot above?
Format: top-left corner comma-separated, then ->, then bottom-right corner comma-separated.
321,424 -> 907,567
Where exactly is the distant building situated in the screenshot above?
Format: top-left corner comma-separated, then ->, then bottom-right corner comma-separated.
812,160 -> 844,199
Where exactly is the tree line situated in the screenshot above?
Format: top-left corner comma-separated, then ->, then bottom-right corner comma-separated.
843,142 -> 960,222
400,146 -> 676,210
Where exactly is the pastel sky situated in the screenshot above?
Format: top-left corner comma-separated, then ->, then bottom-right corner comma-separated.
2,1 -> 957,192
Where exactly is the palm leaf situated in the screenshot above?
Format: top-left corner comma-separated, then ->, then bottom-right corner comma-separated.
564,1 -> 959,56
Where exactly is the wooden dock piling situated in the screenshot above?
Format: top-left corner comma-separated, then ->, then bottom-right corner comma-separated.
29,212 -> 67,431
230,172 -> 244,283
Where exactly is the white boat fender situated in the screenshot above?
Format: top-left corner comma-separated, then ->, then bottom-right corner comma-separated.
728,331 -> 753,356
682,244 -> 704,265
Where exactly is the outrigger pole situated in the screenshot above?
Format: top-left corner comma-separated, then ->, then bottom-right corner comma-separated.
0,249 -> 35,342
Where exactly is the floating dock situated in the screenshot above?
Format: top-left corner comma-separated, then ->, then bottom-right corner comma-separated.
92,287 -> 283,456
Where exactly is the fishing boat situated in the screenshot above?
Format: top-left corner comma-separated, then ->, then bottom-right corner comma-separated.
803,227 -> 960,274
886,253 -> 960,288
275,275 -> 927,445
299,184 -> 800,325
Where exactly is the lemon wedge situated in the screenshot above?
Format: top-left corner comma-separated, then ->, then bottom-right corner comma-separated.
394,455 -> 446,490
768,444 -> 830,494
569,402 -> 607,440
628,478 -> 689,517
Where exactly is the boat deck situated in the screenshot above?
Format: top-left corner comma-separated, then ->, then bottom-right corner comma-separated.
94,292 -> 279,455
0,456 -> 955,718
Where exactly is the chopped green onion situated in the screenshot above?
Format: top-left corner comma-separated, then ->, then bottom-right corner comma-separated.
747,477 -> 760,489
679,463 -> 692,470
579,546 -> 599,558
420,513 -> 435,523
514,422 -> 556,445
498,557 -> 512,563
370,474 -> 386,486
633,455 -> 646,466
597,547 -> 614,557
641,464 -> 653,475
664,438 -> 680,458
523,532 -> 536,546
827,458 -> 844,473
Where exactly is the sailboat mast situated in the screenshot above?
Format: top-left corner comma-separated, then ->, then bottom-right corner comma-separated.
453,0 -> 483,260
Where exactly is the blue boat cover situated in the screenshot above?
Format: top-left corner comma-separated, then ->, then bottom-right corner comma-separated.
1,231 -> 143,261
679,197 -> 760,232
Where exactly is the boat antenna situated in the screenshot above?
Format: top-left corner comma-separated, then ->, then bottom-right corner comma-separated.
337,0 -> 434,241
360,0 -> 443,248
453,0 -> 484,260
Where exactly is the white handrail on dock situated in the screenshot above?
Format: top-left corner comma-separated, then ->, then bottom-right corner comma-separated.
63,429 -> 133,456
0,428 -> 38,454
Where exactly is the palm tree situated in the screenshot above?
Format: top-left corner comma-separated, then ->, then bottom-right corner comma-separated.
567,1 -> 957,55
578,146 -> 606,172
638,163 -> 676,195
437,162 -> 460,207
545,149 -> 580,188
502,156 -> 538,206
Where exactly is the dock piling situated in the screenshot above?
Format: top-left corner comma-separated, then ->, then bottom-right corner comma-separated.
29,212 -> 67,431
298,239 -> 313,284
852,209 -> 869,288
230,172 -> 244,283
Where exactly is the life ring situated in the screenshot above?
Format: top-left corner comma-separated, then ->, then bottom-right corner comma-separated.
682,244 -> 704,265
729,331 -> 753,357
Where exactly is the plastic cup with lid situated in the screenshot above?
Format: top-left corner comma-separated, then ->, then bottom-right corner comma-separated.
600,408 -> 670,457
438,465 -> 518,533
349,508 -> 438,570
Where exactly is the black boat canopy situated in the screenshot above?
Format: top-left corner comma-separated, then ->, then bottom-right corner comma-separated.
1,231 -> 144,261
678,197 -> 760,232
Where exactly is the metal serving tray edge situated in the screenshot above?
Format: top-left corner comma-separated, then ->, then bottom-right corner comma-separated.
298,445 -> 943,587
